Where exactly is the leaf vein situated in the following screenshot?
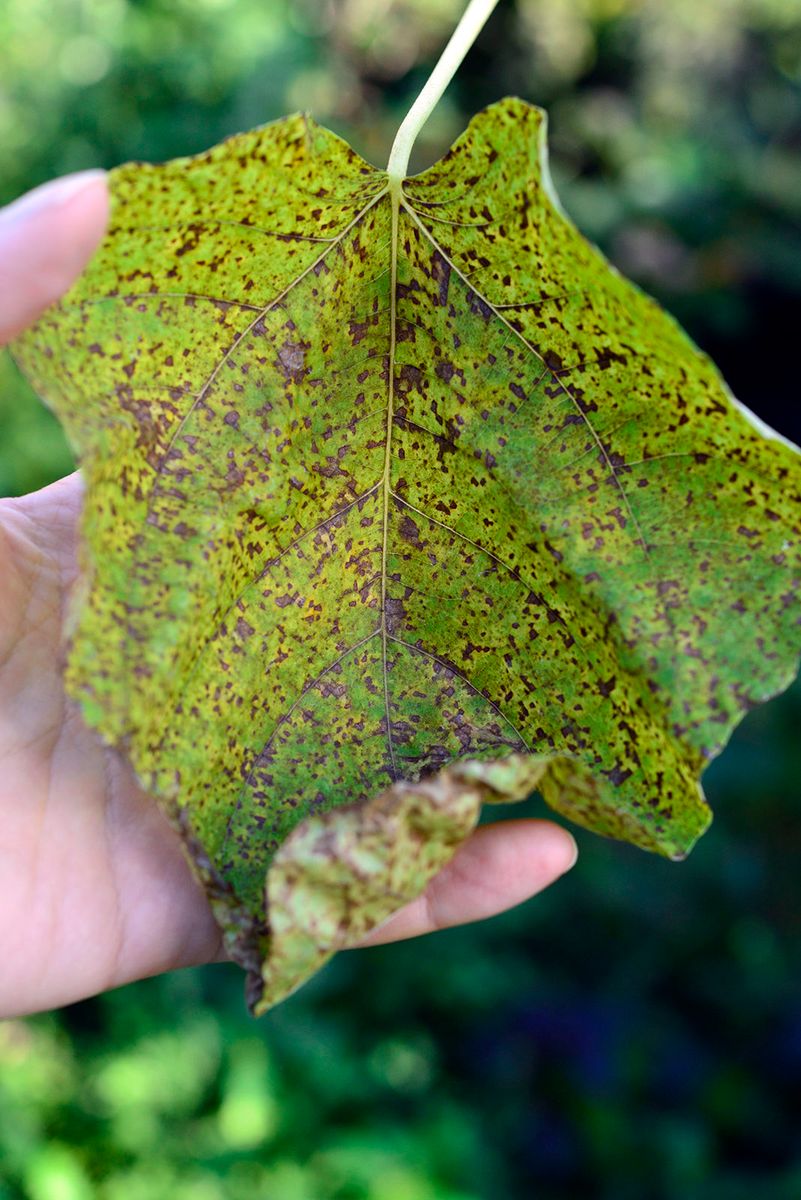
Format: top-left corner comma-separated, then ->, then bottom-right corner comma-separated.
387,634 -> 531,753
219,629 -> 383,860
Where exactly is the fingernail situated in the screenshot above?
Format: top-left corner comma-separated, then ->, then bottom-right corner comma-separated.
564,832 -> 579,871
1,170 -> 107,228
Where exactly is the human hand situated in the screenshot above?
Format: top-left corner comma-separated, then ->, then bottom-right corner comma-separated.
0,173 -> 578,1018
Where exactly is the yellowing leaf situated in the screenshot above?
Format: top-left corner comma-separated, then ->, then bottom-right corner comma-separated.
12,100 -> 801,1009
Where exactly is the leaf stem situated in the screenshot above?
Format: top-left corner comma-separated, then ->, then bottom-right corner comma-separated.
385,0 -> 500,183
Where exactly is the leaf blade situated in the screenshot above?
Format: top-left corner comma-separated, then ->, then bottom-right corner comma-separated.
11,99 -> 801,1006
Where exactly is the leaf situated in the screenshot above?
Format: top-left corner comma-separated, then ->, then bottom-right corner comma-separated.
12,99 -> 801,1010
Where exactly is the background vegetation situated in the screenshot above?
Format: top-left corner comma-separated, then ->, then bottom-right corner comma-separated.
1,1 -> 800,1196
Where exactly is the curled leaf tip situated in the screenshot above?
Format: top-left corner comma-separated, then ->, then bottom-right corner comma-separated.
254,753 -> 549,1014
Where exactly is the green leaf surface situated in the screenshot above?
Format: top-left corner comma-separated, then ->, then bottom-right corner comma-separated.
12,99 -> 801,1009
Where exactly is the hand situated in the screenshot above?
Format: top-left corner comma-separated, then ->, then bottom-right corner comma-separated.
0,173 -> 578,1018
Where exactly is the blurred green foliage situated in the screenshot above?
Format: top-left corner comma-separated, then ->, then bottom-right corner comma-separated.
1,0 -> 800,1196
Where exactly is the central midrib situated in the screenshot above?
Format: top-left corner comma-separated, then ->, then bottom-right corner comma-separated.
220,181 -> 547,854
379,180 -> 402,781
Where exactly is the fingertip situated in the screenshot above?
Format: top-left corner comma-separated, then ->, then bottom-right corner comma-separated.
0,170 -> 109,343
60,171 -> 110,270
476,818 -> 579,899
540,821 -> 579,876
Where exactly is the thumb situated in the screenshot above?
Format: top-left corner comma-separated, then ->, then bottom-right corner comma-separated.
0,170 -> 109,345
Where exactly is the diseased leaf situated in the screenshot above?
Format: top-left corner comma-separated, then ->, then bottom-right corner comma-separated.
12,99 -> 801,1009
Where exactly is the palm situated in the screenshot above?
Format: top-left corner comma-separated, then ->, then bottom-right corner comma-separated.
0,172 -> 576,1018
0,476 -> 222,1015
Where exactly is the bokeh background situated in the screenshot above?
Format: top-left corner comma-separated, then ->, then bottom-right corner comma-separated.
1,0 -> 801,1196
